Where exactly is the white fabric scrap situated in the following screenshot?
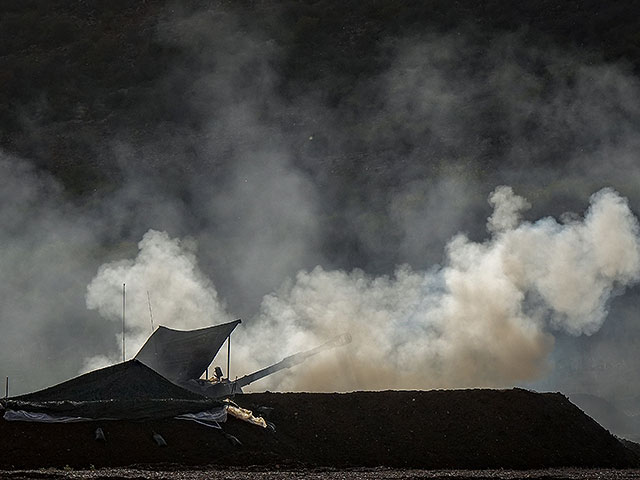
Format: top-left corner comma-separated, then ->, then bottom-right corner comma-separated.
227,405 -> 267,428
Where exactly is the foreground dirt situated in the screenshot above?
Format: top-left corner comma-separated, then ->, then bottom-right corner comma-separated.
1,389 -> 639,470
4,468 -> 640,480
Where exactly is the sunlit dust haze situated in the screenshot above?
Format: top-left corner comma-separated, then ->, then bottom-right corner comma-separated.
85,187 -> 640,392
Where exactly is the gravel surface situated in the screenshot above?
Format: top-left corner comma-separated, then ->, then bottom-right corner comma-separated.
3,467 -> 640,480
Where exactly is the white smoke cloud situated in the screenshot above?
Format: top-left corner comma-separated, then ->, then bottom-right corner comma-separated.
487,185 -> 531,233
86,187 -> 640,392
237,187 -> 640,390
85,230 -> 231,367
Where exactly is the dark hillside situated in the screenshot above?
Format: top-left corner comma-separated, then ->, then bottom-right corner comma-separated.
1,0 -> 640,194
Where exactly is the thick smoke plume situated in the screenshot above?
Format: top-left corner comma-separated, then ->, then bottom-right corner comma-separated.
85,230 -> 232,370
86,187 -> 640,391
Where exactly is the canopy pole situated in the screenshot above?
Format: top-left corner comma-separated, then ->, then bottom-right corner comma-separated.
147,290 -> 155,332
122,283 -> 126,362
227,335 -> 231,380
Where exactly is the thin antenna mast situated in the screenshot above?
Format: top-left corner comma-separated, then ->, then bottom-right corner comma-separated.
227,335 -> 231,380
122,283 -> 126,362
147,290 -> 155,332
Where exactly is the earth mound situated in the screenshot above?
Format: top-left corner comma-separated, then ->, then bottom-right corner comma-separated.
1,388 -> 638,469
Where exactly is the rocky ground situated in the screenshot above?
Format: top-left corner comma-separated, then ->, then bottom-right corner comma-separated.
4,467 -> 640,480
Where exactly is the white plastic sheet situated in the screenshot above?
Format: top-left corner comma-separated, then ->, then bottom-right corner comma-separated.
175,406 -> 227,429
4,405 -> 228,425
3,409 -> 92,423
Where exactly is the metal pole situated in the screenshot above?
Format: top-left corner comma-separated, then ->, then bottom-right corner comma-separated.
226,335 -> 231,380
5,376 -> 8,399
122,283 -> 126,362
147,290 -> 155,332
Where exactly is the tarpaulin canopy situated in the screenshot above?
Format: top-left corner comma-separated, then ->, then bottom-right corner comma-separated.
135,319 -> 241,384
3,360 -> 222,420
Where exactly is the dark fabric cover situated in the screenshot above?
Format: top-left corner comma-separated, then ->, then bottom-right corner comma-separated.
3,398 -> 222,420
134,320 -> 241,384
14,360 -> 204,402
4,360 -> 221,419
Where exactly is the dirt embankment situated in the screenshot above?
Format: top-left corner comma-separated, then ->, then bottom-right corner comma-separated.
1,389 -> 638,470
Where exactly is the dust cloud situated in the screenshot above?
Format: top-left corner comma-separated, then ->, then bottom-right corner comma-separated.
86,187 -> 640,391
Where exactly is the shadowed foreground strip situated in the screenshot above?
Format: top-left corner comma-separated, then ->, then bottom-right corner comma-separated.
1,389 -> 639,470
5,468 -> 640,480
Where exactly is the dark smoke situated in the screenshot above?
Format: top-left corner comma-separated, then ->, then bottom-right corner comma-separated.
1,4 -> 640,410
